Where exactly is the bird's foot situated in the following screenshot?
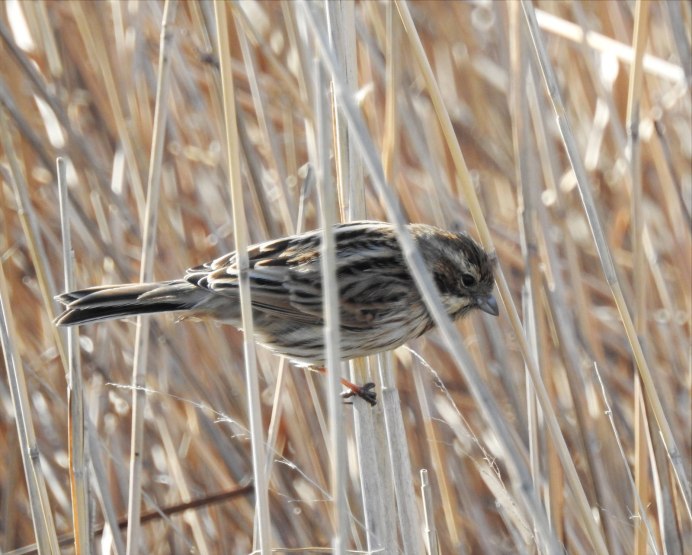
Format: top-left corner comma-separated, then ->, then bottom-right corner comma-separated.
340,380 -> 377,406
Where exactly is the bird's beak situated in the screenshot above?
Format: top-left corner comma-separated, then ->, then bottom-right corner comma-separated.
477,295 -> 499,316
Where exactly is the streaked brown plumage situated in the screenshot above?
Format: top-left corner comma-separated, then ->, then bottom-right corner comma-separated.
55,221 -> 498,364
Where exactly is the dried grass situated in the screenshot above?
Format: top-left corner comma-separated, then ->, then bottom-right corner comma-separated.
0,1 -> 690,554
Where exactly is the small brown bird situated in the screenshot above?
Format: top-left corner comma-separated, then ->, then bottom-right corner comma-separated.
56,221 -> 498,399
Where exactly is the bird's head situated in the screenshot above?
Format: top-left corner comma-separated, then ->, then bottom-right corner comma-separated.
412,225 -> 499,319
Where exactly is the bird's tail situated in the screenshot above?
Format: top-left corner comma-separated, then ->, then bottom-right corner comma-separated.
55,280 -> 205,326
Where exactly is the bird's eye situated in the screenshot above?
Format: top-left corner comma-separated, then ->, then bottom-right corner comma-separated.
461,273 -> 476,287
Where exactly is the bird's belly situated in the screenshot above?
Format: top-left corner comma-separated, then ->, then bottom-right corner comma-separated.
253,308 -> 432,364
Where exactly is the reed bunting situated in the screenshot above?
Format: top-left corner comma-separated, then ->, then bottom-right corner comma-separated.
56,221 -> 498,401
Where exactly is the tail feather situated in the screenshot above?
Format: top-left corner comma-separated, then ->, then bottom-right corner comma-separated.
55,281 -> 203,326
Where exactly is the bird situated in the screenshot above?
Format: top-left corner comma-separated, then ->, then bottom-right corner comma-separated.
56,221 -> 498,402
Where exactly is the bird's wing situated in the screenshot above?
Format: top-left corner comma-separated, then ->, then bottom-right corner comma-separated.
285,254 -> 413,328
184,223 -> 411,328
185,236 -> 321,324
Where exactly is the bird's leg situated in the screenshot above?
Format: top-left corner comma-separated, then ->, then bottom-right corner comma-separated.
308,366 -> 378,406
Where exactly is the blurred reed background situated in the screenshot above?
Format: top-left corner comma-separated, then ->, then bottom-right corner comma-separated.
0,1 -> 690,554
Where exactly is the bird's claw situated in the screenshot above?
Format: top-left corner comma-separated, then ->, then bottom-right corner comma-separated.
341,382 -> 377,406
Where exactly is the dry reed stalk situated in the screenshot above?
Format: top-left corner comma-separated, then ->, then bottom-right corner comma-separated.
509,2 -> 546,543
0,255 -> 60,555
420,468 -> 439,555
311,33 -> 347,554
378,8 -> 424,552
216,2 -> 270,553
120,3 -> 177,552
322,4 -> 389,552
58,156 -> 90,554
625,3 -> 652,554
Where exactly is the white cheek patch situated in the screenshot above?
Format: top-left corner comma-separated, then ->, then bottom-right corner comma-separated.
441,294 -> 472,314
